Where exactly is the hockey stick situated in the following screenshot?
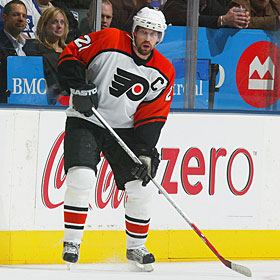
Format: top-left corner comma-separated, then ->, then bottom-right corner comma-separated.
91,107 -> 252,277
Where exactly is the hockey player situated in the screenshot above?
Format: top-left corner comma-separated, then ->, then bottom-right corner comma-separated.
57,7 -> 175,271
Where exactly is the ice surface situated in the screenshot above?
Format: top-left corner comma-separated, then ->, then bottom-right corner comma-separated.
0,260 -> 279,280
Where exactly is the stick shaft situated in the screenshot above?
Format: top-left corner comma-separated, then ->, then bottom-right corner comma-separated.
91,107 -> 252,277
92,107 -> 141,165
93,108 -> 221,254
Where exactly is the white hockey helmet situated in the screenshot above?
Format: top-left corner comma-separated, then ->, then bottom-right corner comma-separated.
132,7 -> 167,45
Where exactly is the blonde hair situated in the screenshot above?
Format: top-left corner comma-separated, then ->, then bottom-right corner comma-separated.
36,7 -> 69,51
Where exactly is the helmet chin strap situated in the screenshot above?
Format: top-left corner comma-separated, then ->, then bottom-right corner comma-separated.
132,32 -> 136,48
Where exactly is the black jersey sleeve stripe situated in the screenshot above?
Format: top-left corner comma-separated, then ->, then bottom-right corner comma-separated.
58,54 -> 76,63
134,116 -> 167,127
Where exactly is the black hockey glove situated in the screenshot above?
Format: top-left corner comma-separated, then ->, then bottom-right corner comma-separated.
131,148 -> 160,187
71,83 -> 98,117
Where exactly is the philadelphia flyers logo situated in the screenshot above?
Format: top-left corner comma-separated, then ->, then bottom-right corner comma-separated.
109,68 -> 149,101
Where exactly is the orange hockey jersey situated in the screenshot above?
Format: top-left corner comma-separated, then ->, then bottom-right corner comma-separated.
58,27 -> 175,149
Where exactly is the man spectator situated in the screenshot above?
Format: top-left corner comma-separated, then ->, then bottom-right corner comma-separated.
0,0 -> 27,103
228,0 -> 280,30
80,0 -> 113,35
101,0 -> 113,29
0,0 -> 41,38
162,0 -> 250,29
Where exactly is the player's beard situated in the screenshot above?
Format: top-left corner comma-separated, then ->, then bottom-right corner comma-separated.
136,41 -> 153,56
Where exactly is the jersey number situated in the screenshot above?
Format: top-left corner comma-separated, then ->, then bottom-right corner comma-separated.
165,86 -> 173,101
74,35 -> 91,52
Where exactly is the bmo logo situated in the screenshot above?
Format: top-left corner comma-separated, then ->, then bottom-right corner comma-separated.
236,41 -> 280,108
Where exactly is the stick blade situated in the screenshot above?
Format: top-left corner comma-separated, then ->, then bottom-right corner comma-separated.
230,262 -> 252,277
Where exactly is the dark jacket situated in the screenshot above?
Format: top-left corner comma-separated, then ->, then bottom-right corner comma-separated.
110,0 -> 151,32
162,0 -> 227,28
0,30 -> 18,103
228,0 -> 280,30
24,39 -> 62,104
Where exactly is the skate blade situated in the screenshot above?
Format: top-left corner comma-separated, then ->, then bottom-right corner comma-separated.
128,260 -> 154,272
66,262 -> 73,271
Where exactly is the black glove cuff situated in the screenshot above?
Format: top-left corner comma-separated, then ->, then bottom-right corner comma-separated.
70,84 -> 97,97
71,83 -> 98,115
135,146 -> 159,157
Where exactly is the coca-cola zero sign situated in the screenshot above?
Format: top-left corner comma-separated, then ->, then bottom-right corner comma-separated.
41,133 -> 255,209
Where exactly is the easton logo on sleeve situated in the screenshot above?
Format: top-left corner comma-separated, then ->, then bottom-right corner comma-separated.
109,68 -> 149,101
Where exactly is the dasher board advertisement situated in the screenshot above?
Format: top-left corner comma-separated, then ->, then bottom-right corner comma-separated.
34,111 -> 265,231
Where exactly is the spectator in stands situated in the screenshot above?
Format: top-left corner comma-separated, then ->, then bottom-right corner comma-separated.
24,7 -> 69,104
74,0 -> 92,9
36,0 -> 54,13
228,0 -> 280,30
51,0 -> 80,43
110,0 -> 151,32
60,0 -> 80,9
162,0 -> 250,29
148,0 -> 160,9
80,0 -> 113,35
101,0 -> 113,29
0,0 -> 41,38
0,0 -> 27,103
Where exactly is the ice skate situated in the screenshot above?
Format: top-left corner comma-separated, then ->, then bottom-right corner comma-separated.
127,245 -> 155,272
62,242 -> 80,269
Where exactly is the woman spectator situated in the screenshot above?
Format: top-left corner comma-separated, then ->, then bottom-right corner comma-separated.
51,0 -> 80,43
24,7 -> 69,104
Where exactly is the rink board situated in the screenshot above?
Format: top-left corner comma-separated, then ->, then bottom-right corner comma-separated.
1,230 -> 280,264
1,108 -> 280,264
